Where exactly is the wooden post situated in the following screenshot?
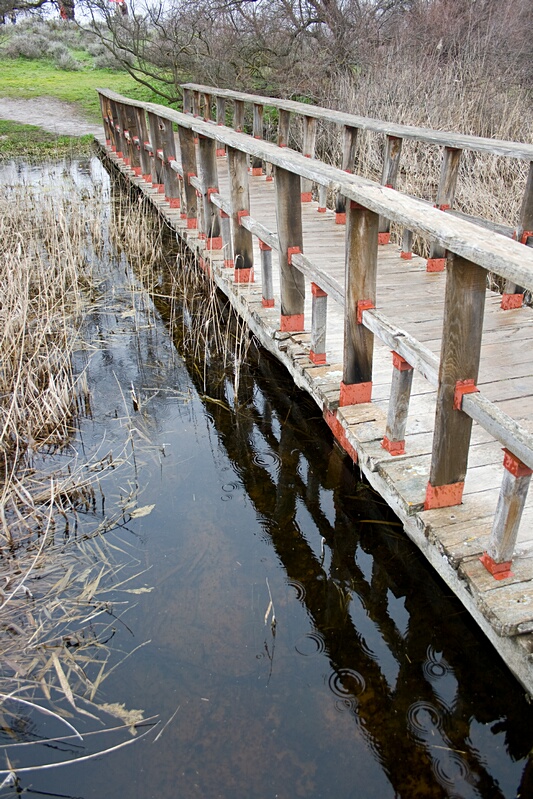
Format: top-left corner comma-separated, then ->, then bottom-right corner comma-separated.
425,255 -> 487,509
215,97 -> 226,157
382,353 -> 414,455
197,135 -> 221,249
108,99 -> 122,157
318,183 -> 327,213
341,200 -> 378,405
182,87 -> 192,114
427,147 -> 462,271
310,284 -> 327,364
259,240 -> 274,307
147,112 -> 165,192
251,103 -> 264,176
336,125 -> 358,223
155,116 -> 181,207
122,103 -> 142,176
220,210 -> 233,268
134,106 -> 152,183
99,93 -> 113,147
192,90 -> 201,117
202,92 -> 212,121
227,146 -> 254,282
278,109 -> 291,148
233,99 -> 245,133
301,116 -> 317,202
502,161 -> 533,308
401,228 -> 413,260
480,450 -> 532,579
178,124 -> 198,229
275,166 -> 304,330
378,135 -> 403,244
116,102 -> 132,165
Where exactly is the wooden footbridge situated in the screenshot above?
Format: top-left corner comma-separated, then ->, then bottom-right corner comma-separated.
95,86 -> 533,695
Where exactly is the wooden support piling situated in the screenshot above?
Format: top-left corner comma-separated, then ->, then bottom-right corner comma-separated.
336,126 -> 358,224
382,353 -> 414,455
378,135 -> 403,244
198,135 -> 221,247
178,124 -> 198,228
427,147 -> 462,271
502,161 -> 533,307
341,201 -> 378,406
275,166 -> 304,330
227,146 -> 254,282
425,255 -> 487,509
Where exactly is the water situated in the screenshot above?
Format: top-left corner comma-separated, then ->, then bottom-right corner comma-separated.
1,156 -> 532,799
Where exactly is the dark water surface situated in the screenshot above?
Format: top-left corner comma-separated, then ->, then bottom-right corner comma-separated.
2,158 -> 533,799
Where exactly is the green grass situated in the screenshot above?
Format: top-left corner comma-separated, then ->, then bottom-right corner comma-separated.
0,119 -> 95,159
0,57 -> 173,122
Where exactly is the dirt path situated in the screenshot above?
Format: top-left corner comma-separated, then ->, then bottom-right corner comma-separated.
0,97 -> 102,137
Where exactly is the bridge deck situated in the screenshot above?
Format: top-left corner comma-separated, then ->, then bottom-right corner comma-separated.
98,140 -> 533,691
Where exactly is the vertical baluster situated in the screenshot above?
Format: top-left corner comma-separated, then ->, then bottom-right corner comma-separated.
178,124 -> 198,229
251,103 -> 264,176
227,146 -> 254,282
278,109 -> 290,148
335,125 -> 358,224
401,228 -> 413,260
198,134 -> 221,249
340,201 -> 378,405
182,87 -> 192,114
301,116 -> 317,202
424,254 -> 486,509
108,99 -> 122,157
233,99 -> 245,132
147,112 -> 165,192
215,97 -> 226,157
192,90 -> 201,117
203,92 -> 212,121
427,147 -> 462,271
158,117 -> 181,208
378,135 -> 403,244
134,106 -> 152,184
502,161 -> 533,308
310,284 -> 328,364
122,103 -> 142,176
275,167 -> 304,331
481,450 -> 532,579
382,353 -> 414,455
259,240 -> 274,307
98,93 -> 112,147
220,210 -> 233,268
318,183 -> 328,213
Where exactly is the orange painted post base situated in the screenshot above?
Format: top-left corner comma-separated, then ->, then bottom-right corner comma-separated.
206,237 -> 223,250
262,298 -> 275,308
335,212 -> 346,225
167,197 -> 180,208
280,314 -> 304,332
186,217 -> 198,230
378,232 -> 390,245
224,259 -> 234,269
309,350 -> 327,365
116,151 -> 123,159
142,174 -> 152,184
180,212 -> 187,220
133,166 -> 142,176
301,192 -> 313,203
123,157 -> 130,166
216,148 -> 226,157
427,258 -> 446,272
339,381 -> 372,406
251,167 -> 263,176
400,251 -> 412,260
323,409 -> 358,464
479,552 -> 513,580
501,293 -> 524,310
381,436 -> 405,456
234,267 -> 254,284
318,206 -> 327,213
424,481 -> 464,510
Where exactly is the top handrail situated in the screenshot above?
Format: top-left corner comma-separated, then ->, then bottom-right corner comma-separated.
181,82 -> 533,162
98,88 -> 533,293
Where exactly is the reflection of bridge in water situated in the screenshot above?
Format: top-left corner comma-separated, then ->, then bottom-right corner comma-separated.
149,243 -> 533,798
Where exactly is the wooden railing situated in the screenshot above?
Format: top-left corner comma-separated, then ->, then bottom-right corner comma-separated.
96,88 -> 533,580
182,82 -> 533,306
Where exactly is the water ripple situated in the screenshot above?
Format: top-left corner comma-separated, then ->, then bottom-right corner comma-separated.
294,632 -> 325,656
407,701 -> 443,739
